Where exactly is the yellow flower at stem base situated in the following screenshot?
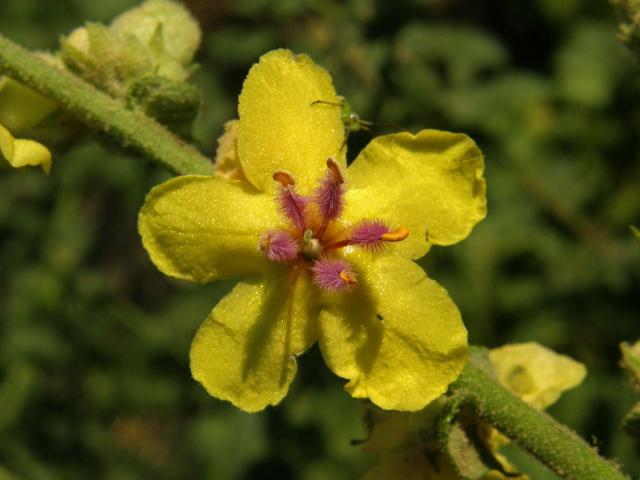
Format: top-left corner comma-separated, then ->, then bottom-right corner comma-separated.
138,49 -> 486,412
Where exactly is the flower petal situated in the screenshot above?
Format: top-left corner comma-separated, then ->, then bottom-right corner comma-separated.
238,49 -> 345,193
138,175 -> 280,282
318,253 -> 467,411
489,342 -> 586,409
190,269 -> 319,412
344,130 -> 486,259
0,124 -> 52,174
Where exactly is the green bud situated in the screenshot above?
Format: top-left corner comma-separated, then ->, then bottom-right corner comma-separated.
111,0 -> 201,65
126,75 -> 201,137
60,1 -> 201,98
61,23 -> 152,97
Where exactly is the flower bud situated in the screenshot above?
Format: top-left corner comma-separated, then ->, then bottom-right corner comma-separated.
111,0 -> 201,66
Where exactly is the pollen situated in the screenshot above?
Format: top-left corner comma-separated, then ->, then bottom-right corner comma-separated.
311,259 -> 357,292
326,157 -> 344,184
339,269 -> 357,286
381,226 -> 410,242
349,221 -> 410,251
273,170 -> 295,186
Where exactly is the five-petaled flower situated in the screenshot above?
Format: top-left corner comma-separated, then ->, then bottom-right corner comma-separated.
138,49 -> 487,412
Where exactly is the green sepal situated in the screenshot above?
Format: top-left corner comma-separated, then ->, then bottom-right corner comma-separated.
126,75 -> 201,138
60,23 -> 152,97
438,354 -> 523,480
439,407 -> 515,480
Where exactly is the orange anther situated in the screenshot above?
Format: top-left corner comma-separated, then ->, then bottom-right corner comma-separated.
339,269 -> 357,285
273,170 -> 295,187
326,157 -> 344,184
381,226 -> 410,242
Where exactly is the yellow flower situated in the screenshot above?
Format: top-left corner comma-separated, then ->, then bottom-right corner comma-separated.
138,49 -> 486,412
0,123 -> 52,174
489,342 -> 587,410
362,343 -> 586,479
0,75 -> 56,174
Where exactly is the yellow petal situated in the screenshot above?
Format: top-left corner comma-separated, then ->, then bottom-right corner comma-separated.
238,49 -> 344,193
344,130 -> 486,259
190,269 -> 319,412
0,77 -> 58,132
489,342 -> 586,409
0,124 -> 51,174
318,253 -> 467,411
138,175 -> 280,282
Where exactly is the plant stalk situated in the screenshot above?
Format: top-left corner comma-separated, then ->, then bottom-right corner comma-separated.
452,361 -> 629,480
0,34 -> 214,175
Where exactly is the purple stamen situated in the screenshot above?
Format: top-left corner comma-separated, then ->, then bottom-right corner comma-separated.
278,186 -> 308,232
314,158 -> 345,223
350,220 -> 391,251
260,230 -> 300,263
311,258 -> 357,292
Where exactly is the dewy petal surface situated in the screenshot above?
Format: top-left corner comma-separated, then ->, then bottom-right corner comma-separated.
345,129 -> 486,259
318,253 -> 468,411
138,175 -> 280,282
190,269 -> 319,412
238,49 -> 345,193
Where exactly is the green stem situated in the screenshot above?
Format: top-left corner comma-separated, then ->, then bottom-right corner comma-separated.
0,34 -> 213,175
451,361 -> 629,480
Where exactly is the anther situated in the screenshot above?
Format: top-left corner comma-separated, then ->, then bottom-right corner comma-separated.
326,157 -> 344,184
273,170 -> 295,187
380,226 -> 410,242
311,259 -> 357,292
339,269 -> 358,286
260,230 -> 299,263
349,221 -> 410,251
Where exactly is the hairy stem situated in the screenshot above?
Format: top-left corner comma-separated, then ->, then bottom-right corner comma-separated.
0,34 -> 213,175
451,361 -> 629,480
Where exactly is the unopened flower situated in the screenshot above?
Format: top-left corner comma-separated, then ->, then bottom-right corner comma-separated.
138,49 -> 486,412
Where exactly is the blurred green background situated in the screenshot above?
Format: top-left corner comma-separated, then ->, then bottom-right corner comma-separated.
1,0 -> 640,478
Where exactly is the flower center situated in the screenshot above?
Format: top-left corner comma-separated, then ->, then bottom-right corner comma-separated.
259,158 -> 409,292
302,229 -> 323,260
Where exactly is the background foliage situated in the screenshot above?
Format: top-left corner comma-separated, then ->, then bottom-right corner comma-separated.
1,0 -> 639,478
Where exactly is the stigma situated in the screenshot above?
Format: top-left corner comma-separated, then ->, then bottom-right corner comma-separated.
260,160 -> 409,293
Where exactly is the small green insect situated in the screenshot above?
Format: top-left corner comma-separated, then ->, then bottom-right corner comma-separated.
311,96 -> 373,150
311,96 -> 402,151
